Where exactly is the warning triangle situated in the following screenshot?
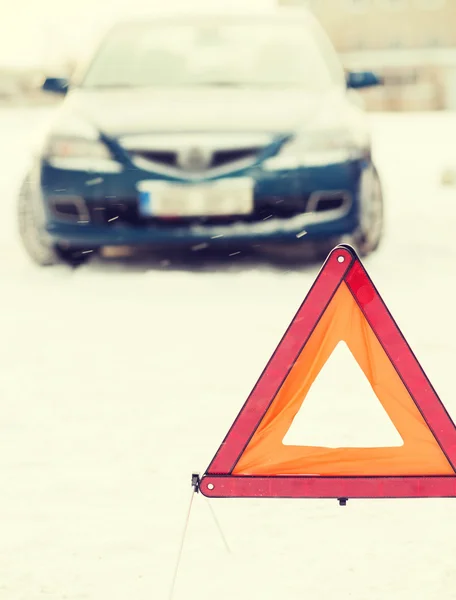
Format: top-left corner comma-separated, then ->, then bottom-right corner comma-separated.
282,341 -> 404,448
198,245 -> 456,501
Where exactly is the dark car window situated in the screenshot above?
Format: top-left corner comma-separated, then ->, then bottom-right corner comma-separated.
79,21 -> 341,91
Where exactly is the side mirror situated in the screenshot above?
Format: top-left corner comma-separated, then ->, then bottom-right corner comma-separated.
346,71 -> 383,90
42,77 -> 69,95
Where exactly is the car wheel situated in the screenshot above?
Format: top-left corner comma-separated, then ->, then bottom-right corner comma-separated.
352,165 -> 384,257
18,176 -> 95,267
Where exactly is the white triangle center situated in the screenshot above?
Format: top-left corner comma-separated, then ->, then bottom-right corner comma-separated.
282,341 -> 404,448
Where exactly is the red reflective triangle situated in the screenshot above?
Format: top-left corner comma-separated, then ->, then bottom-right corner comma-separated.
198,245 -> 456,500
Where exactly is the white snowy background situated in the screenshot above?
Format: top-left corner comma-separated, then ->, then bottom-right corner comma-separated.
1,107 -> 456,598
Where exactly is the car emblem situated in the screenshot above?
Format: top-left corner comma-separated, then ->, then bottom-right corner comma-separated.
177,146 -> 212,172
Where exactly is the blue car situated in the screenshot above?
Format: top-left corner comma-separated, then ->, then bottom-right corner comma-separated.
18,7 -> 384,266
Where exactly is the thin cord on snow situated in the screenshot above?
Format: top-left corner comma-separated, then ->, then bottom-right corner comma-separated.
204,496 -> 232,554
168,488 -> 196,600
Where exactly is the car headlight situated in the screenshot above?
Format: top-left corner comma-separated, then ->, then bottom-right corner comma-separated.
284,129 -> 361,153
264,127 -> 370,170
43,135 -> 123,173
45,136 -> 112,160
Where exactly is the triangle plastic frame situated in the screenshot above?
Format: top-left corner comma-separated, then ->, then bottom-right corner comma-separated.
198,245 -> 456,500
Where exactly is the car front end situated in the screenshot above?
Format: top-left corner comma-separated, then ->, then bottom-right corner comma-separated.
33,115 -> 372,253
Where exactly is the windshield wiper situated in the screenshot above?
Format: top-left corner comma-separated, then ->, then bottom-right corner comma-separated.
82,84 -> 135,90
191,81 -> 247,87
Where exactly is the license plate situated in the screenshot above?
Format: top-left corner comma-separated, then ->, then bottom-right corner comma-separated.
137,178 -> 254,217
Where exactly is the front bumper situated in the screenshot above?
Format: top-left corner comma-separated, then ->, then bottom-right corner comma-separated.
38,156 -> 367,249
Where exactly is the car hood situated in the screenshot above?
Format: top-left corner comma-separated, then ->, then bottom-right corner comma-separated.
59,86 -> 347,137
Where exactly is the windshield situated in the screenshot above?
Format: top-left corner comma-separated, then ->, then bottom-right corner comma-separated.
79,21 -> 337,90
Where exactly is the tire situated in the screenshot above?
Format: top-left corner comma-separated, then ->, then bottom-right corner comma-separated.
17,176 -> 95,267
351,164 -> 384,257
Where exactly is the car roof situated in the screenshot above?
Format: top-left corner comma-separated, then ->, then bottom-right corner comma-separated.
110,7 -> 315,29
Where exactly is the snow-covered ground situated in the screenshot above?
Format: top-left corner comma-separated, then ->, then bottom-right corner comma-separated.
1,106 -> 456,600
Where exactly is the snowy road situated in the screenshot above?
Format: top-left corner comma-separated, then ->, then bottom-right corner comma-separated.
1,106 -> 456,599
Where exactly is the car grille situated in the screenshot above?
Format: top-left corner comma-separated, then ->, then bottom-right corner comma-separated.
129,147 -> 261,170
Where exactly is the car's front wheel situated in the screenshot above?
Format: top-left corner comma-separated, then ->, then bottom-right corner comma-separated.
17,176 -> 95,267
352,164 -> 384,257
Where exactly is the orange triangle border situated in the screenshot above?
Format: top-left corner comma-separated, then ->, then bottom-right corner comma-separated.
198,245 -> 456,501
